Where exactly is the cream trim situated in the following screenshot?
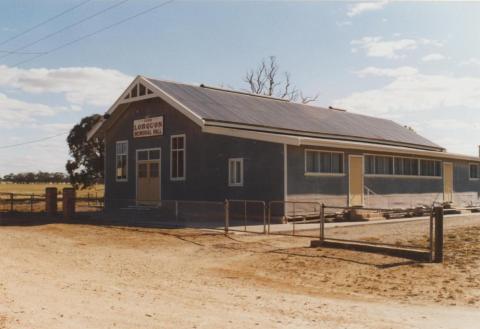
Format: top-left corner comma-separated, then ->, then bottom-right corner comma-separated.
228,158 -> 244,187
170,134 -> 186,181
115,140 -> 128,182
203,125 -> 300,145
87,76 -> 205,140
469,163 -> 480,180
135,147 -> 162,202
348,155 -> 364,207
203,126 -> 480,162
205,121 -> 443,152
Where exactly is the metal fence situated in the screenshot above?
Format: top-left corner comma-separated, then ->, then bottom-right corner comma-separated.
0,192 -> 104,214
320,205 -> 434,252
99,199 -> 226,229
225,200 -> 266,234
267,201 -> 323,238
0,192 -> 46,212
0,192 -> 448,261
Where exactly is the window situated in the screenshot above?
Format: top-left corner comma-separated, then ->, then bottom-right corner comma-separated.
137,149 -> 160,161
365,155 -> 393,175
116,141 -> 128,181
420,159 -> 442,177
171,135 -> 186,180
394,157 -> 419,176
228,158 -> 243,186
305,150 -> 343,174
471,164 -> 479,180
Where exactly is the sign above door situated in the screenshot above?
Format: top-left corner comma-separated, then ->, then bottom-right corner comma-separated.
133,116 -> 164,138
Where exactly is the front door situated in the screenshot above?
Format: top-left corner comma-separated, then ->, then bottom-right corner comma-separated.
349,155 -> 364,207
443,162 -> 453,203
136,149 -> 161,204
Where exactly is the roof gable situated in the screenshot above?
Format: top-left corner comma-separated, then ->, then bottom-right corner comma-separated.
88,76 -> 443,152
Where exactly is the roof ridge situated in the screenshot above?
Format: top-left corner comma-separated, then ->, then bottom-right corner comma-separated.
144,76 -> 291,102
199,84 -> 290,102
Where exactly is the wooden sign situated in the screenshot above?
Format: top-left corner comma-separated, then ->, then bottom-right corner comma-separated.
133,116 -> 164,138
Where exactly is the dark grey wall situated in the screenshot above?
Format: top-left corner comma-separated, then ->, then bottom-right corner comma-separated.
287,145 -> 480,196
454,161 -> 480,193
287,145 -> 347,196
104,97 -> 284,207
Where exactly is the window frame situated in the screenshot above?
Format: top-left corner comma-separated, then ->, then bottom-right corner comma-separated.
304,149 -> 345,176
115,140 -> 128,182
364,154 -> 394,176
170,134 -> 186,181
228,158 -> 244,187
470,163 -> 480,180
419,159 -> 442,178
364,153 -> 442,179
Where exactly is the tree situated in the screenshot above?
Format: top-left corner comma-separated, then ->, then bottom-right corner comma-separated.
244,56 -> 319,104
66,114 -> 104,189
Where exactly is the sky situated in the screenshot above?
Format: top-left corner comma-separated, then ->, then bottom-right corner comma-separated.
0,0 -> 479,175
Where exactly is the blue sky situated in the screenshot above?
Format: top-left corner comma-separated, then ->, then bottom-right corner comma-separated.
0,0 -> 479,174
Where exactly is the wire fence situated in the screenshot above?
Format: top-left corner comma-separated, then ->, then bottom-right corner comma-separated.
0,192 -> 454,261
0,192 -> 104,214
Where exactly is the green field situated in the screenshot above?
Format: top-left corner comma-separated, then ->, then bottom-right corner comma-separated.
0,183 -> 104,198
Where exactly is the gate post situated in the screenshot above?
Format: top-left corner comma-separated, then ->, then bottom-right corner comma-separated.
45,187 -> 58,217
320,203 -> 325,242
224,199 -> 229,235
434,206 -> 444,263
63,188 -> 76,221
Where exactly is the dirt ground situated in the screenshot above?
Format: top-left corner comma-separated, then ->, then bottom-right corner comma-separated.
0,215 -> 479,329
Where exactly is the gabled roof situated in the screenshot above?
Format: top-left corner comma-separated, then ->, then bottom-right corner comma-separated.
88,76 -> 444,152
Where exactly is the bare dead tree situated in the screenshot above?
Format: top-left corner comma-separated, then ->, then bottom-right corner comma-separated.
243,56 -> 319,104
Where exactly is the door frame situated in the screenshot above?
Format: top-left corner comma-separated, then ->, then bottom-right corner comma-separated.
443,161 -> 453,202
348,154 -> 364,207
135,147 -> 162,203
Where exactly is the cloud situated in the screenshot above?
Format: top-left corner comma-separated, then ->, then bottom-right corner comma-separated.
0,93 -> 68,128
351,37 -> 443,59
347,1 -> 389,17
336,20 -> 352,27
334,68 -> 480,115
0,65 -> 132,108
355,66 -> 418,78
334,68 -> 480,154
460,57 -> 480,67
421,53 -> 446,62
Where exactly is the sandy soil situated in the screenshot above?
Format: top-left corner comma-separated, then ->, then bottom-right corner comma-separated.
0,215 -> 479,328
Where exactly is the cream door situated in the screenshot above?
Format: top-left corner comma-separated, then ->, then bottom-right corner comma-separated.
349,155 -> 364,207
443,162 -> 453,203
137,149 -> 161,204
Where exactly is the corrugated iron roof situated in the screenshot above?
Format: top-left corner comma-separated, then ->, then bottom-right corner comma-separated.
146,78 -> 443,151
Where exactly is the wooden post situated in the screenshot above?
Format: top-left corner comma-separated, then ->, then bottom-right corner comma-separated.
434,206 -> 444,263
45,187 -> 58,217
320,203 -> 325,242
30,194 -> 34,212
10,193 -> 13,212
224,200 -> 229,235
63,188 -> 76,220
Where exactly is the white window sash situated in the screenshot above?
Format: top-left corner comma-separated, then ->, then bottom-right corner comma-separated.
170,134 -> 186,181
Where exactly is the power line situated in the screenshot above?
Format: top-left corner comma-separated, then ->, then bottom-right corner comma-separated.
0,0 -> 92,47
0,0 -> 130,61
0,49 -> 46,55
0,132 -> 68,150
13,0 -> 176,67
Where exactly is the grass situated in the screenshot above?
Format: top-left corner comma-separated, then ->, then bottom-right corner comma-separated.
0,183 -> 104,198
